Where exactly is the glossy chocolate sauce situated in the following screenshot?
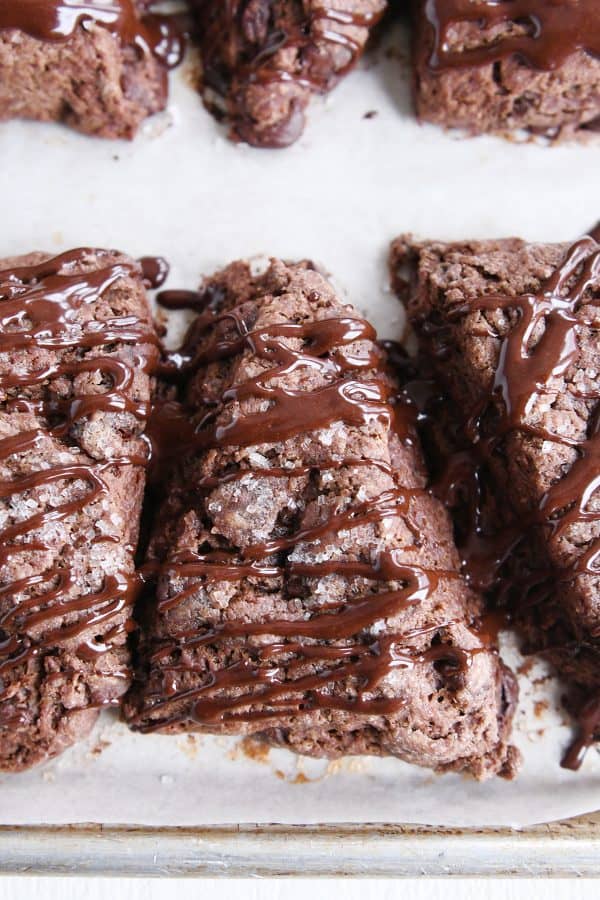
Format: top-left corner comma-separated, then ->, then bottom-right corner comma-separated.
132,278 -> 486,732
562,694 -> 600,770
210,2 -> 383,86
139,255 -> 170,289
463,238 -> 600,581
0,249 -> 159,719
423,0 -> 600,72
0,1 -> 184,68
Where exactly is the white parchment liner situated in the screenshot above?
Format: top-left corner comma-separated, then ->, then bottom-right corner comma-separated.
0,22 -> 599,827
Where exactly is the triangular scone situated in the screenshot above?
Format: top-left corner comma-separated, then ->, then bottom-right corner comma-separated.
391,235 -> 600,759
125,259 -> 518,779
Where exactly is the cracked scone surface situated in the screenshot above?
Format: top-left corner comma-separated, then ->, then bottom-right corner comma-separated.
125,258 -> 518,780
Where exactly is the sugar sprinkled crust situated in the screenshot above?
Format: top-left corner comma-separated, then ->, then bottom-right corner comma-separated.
125,258 -> 518,780
192,0 -> 387,147
0,248 -> 157,771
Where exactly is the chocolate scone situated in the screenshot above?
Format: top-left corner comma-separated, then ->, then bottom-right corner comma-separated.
391,234 -> 600,764
193,1 -> 387,147
0,248 -> 158,772
412,1 -> 600,139
125,259 -> 518,779
0,2 -> 183,139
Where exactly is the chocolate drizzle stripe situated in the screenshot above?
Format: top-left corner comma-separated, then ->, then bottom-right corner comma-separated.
163,312 -> 393,453
156,568 -> 456,645
142,637 -> 474,729
0,1 -> 184,69
0,249 -> 158,715
424,0 -> 600,72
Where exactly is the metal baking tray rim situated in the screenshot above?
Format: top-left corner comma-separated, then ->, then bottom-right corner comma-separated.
2,815 -> 600,877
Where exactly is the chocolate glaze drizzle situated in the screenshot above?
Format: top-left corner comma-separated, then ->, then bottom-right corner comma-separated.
130,271 -> 498,734
408,237 -> 600,768
562,693 -> 600,770
0,249 -> 160,731
197,1 -> 386,146
0,1 -> 184,68
423,0 -> 600,72
457,237 -> 600,585
139,255 -> 170,289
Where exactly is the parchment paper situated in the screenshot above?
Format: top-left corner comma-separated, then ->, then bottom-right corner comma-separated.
0,21 -> 599,828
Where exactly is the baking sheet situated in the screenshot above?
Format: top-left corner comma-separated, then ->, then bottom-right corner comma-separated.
0,21 -> 599,829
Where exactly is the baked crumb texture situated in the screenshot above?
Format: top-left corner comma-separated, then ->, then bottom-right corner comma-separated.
125,258 -> 518,780
412,1 -> 600,140
0,249 -> 157,772
192,0 -> 387,147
